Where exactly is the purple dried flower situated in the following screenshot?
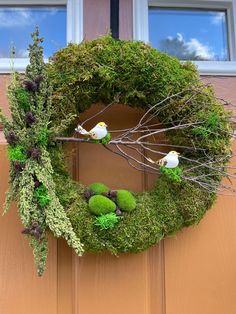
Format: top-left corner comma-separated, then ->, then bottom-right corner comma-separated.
21,227 -> 31,235
32,222 -> 39,228
14,161 -> 24,172
34,180 -> 41,188
25,112 -> 36,125
22,222 -> 43,240
108,190 -> 117,201
27,148 -> 41,160
34,75 -> 43,88
5,131 -> 18,146
101,192 -> 109,198
23,80 -> 38,92
115,208 -> 123,216
84,190 -> 93,201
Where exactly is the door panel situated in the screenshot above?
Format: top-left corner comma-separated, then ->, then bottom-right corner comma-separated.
0,144 -> 58,314
71,104 -> 164,314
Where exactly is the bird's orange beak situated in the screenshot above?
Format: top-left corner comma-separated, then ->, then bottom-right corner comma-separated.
104,123 -> 108,128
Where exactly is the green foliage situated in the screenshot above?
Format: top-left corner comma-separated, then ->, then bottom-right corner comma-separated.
30,237 -> 48,276
116,190 -> 136,212
15,88 -> 30,109
88,182 -> 109,194
94,213 -> 120,230
7,145 -> 27,162
91,132 -> 111,144
37,127 -> 49,146
192,112 -> 227,138
1,29 -> 83,275
160,166 -> 183,183
34,185 -> 50,207
88,195 -> 116,215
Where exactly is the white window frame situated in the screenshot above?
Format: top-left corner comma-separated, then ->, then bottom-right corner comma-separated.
133,0 -> 236,75
0,0 -> 83,73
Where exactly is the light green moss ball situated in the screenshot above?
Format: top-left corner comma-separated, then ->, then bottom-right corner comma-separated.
88,182 -> 109,194
116,190 -> 136,212
88,195 -> 116,215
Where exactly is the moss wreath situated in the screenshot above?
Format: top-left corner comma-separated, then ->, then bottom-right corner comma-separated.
0,31 -> 233,275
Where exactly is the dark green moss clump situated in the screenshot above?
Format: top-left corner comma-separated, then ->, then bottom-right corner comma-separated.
7,145 -> 27,163
34,185 -> 50,207
15,88 -> 30,109
160,166 -> 182,183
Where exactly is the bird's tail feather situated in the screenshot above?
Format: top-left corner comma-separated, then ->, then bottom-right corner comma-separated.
75,125 -> 89,135
147,157 -> 156,164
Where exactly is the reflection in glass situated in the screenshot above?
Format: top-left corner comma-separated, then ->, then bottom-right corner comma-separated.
0,7 -> 66,58
149,8 -> 229,61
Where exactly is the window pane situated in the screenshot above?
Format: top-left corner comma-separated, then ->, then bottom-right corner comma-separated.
0,7 -> 66,58
149,8 -> 229,61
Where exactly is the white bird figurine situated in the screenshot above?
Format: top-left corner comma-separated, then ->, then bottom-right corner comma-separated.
147,151 -> 180,168
75,122 -> 108,140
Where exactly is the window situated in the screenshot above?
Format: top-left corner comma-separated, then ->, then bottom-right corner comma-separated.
133,0 -> 236,75
0,0 -> 83,73
0,6 -> 67,59
149,8 -> 229,61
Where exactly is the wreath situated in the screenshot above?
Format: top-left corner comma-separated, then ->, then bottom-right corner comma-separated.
0,30 -> 233,276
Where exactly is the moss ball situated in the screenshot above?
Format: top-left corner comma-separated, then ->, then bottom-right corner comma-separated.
116,190 -> 136,212
88,195 -> 116,215
88,182 -> 109,195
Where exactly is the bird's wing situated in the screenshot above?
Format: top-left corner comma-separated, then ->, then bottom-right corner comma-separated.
89,131 -> 99,139
158,156 -> 167,166
75,125 -> 89,135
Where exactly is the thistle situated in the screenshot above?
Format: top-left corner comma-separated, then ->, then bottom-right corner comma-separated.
5,130 -> 18,146
25,111 -> 36,125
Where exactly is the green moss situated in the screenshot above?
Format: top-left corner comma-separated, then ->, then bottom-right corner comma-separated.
94,213 -> 120,230
34,185 -> 50,207
160,166 -> 183,183
48,35 -> 198,121
7,145 -> 27,163
116,190 -> 136,212
88,195 -> 116,215
37,127 -> 49,146
91,132 -> 111,144
192,112 -> 227,138
15,88 -> 30,110
88,182 -> 109,194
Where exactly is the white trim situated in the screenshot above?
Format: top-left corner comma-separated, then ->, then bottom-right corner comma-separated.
67,0 -> 83,43
193,61 -> 236,75
133,0 -> 236,76
0,0 -> 83,73
133,0 -> 149,42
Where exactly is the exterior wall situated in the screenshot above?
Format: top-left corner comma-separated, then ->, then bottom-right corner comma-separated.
0,1 -> 236,314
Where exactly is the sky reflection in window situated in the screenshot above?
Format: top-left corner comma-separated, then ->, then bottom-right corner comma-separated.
0,7 -> 66,58
149,8 -> 229,61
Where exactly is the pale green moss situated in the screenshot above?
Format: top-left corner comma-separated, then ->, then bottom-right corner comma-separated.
88,195 -> 116,215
